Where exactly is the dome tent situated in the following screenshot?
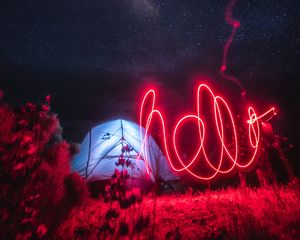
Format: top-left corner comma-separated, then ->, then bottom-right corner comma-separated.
71,119 -> 178,186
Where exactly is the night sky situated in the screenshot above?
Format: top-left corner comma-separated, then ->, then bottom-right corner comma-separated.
1,0 -> 299,151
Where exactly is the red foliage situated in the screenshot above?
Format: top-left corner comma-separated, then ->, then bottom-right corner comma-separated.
64,172 -> 90,205
0,100 -> 89,239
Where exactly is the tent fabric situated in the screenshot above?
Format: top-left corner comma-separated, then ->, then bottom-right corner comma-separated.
71,119 -> 178,183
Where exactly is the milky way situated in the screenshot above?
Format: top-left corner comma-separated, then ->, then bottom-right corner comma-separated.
1,0 -> 299,73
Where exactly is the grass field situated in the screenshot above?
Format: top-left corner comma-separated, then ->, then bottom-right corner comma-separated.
55,182 -> 300,239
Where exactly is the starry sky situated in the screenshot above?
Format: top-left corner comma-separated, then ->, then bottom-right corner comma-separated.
1,0 -> 299,72
0,0 -> 300,147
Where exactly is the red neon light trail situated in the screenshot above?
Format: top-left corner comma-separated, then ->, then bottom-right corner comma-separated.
138,83 -> 276,181
220,0 -> 246,96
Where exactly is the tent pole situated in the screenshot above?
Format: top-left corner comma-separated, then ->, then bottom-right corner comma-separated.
121,119 -> 124,140
85,130 -> 92,178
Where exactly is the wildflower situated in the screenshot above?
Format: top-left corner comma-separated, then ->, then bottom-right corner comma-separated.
21,135 -> 33,146
45,95 -> 51,104
13,162 -> 24,171
112,169 -> 120,179
36,224 -> 47,239
125,159 -> 131,167
122,169 -> 128,178
41,104 -> 49,113
121,145 -> 127,153
27,144 -> 37,155
116,156 -> 125,166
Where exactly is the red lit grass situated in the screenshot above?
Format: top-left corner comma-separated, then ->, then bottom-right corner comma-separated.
55,183 -> 300,239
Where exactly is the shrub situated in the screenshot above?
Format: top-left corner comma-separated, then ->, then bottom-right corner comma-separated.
0,99 -> 89,239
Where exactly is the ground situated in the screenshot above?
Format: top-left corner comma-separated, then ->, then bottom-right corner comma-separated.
54,182 -> 300,240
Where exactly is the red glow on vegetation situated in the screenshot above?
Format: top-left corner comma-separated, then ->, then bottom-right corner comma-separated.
138,83 -> 276,180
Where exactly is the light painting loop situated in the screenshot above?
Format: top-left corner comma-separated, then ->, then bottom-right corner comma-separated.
138,83 -> 276,180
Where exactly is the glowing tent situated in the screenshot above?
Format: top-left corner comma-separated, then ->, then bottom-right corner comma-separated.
71,119 -> 177,185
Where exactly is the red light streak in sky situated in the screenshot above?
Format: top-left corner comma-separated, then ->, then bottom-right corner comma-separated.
139,84 -> 276,180
220,0 -> 246,96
